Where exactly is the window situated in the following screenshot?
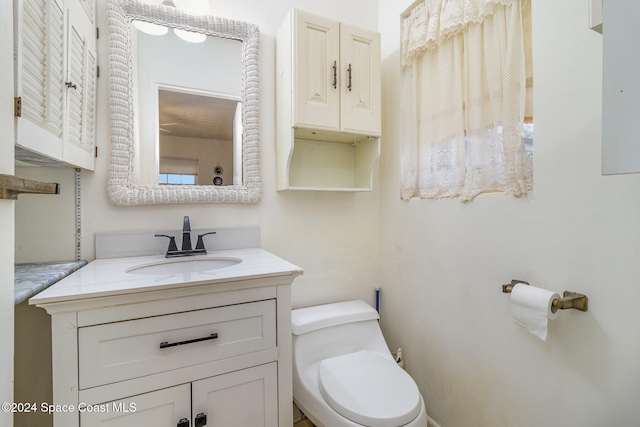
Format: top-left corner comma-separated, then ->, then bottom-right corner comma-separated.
159,173 -> 197,185
400,0 -> 533,201
159,156 -> 198,185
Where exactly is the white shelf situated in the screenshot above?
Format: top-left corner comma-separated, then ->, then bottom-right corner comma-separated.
286,135 -> 379,191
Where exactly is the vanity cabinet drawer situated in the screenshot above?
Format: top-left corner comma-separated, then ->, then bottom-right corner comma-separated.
78,300 -> 276,389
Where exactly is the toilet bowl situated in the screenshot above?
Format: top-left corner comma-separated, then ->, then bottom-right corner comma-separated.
291,300 -> 428,427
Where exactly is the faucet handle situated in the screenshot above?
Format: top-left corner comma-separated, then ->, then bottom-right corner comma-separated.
155,234 -> 178,254
195,231 -> 217,251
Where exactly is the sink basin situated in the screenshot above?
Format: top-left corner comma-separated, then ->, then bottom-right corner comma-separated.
126,257 -> 242,275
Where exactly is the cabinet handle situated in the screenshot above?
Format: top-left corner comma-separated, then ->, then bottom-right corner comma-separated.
195,413 -> 207,427
160,333 -> 218,349
332,60 -> 337,89
65,81 -> 77,90
177,418 -> 190,427
347,63 -> 352,92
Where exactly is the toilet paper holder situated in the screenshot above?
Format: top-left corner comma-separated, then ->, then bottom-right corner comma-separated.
502,280 -> 589,312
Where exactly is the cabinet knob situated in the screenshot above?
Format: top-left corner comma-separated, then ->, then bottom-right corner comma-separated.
65,81 -> 77,90
195,412 -> 207,427
177,418 -> 189,427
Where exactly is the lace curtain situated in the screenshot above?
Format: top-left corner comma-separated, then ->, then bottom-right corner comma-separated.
400,0 -> 533,201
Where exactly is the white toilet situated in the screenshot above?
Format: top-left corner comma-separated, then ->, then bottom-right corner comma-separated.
291,300 -> 428,427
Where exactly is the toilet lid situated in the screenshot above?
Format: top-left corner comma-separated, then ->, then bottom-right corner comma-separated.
318,350 -> 422,427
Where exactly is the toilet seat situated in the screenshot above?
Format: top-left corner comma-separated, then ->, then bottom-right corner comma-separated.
318,350 -> 422,427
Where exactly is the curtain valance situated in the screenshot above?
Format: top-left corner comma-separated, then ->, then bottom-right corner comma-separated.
401,0 -> 517,67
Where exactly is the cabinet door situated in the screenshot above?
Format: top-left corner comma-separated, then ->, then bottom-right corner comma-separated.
64,0 -> 96,170
15,0 -> 66,160
339,23 -> 381,136
80,384 -> 191,427
293,10 -> 340,131
192,363 -> 278,427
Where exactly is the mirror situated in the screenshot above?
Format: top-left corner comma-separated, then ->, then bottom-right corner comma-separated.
106,0 -> 261,204
133,23 -> 243,187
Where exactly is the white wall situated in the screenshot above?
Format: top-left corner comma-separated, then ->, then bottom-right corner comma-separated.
378,0 -> 640,426
0,1 -> 15,425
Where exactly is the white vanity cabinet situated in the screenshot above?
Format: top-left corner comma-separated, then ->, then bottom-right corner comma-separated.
81,364 -> 277,426
276,9 -> 381,192
14,0 -> 96,170
31,249 -> 302,427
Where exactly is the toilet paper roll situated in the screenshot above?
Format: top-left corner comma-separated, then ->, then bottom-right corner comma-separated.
510,284 -> 561,341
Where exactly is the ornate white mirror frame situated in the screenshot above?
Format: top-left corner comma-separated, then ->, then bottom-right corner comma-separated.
106,0 -> 261,205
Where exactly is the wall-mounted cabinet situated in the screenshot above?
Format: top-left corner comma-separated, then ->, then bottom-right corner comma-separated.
14,0 -> 96,170
276,9 -> 380,191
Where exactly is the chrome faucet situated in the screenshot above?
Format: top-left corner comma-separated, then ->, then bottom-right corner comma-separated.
155,216 -> 216,258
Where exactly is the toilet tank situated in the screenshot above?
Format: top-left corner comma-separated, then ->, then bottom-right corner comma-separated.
291,300 -> 393,370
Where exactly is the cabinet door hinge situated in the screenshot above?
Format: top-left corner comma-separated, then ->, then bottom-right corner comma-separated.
14,97 -> 22,117
96,27 -> 99,39
95,146 -> 98,158
97,65 -> 100,78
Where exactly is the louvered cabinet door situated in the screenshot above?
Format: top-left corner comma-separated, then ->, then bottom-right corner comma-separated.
64,0 -> 96,170
15,0 -> 66,160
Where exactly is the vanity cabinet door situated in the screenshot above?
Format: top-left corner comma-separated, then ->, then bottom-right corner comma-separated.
192,362 -> 279,427
80,384 -> 191,427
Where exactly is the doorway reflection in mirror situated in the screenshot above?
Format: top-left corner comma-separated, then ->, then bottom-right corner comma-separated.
158,89 -> 242,186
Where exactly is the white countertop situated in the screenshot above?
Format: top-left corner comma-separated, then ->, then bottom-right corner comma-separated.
29,248 -> 303,305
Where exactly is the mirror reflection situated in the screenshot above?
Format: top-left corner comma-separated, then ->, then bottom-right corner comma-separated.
158,88 -> 242,186
131,22 -> 243,186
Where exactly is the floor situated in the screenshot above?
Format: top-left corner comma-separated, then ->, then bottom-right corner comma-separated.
293,403 -> 315,427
